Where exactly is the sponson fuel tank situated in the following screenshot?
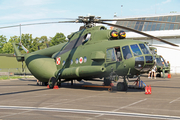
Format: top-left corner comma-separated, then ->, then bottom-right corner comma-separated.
55,66 -> 106,79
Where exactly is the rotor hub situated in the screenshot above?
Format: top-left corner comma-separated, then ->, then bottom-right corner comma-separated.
76,16 -> 101,28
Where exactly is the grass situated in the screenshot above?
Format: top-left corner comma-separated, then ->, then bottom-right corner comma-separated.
0,76 -> 25,80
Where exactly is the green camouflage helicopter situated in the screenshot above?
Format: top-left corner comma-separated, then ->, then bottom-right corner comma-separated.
149,47 -> 170,77
1,16 -> 179,91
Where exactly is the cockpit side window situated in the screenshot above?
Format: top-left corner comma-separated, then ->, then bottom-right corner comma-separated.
106,47 -> 122,62
130,44 -> 142,56
139,44 -> 150,54
122,45 -> 132,60
106,48 -> 116,62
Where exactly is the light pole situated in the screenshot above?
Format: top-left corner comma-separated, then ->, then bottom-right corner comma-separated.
121,5 -> 123,17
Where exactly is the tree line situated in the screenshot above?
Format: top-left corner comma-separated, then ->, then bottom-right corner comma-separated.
0,33 -> 66,54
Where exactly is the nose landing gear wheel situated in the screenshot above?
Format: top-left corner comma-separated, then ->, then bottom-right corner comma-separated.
117,82 -> 128,91
117,82 -> 124,91
48,77 -> 57,89
104,78 -> 112,86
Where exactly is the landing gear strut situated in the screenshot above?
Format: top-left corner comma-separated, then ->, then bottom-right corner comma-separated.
71,80 -> 73,85
104,69 -> 119,86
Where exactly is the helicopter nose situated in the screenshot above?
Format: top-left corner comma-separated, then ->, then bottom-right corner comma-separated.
134,56 -> 154,72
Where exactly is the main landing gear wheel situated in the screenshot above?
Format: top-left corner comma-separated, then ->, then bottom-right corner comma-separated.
117,82 -> 124,91
48,77 -> 57,89
117,82 -> 128,91
156,73 -> 161,77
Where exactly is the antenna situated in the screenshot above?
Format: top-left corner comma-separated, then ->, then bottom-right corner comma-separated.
20,24 -> 21,43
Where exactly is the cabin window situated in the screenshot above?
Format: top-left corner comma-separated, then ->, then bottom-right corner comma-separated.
82,33 -> 91,44
139,44 -> 150,54
130,44 -> 142,56
122,45 -> 132,60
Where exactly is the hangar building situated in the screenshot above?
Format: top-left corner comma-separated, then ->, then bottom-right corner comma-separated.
113,14 -> 180,74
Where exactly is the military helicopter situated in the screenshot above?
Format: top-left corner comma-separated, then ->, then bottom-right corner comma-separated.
1,16 -> 179,91
149,47 -> 170,77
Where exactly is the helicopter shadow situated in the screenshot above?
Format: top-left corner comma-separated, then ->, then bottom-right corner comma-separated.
60,81 -> 108,91
58,81 -> 145,93
0,88 -> 48,96
152,85 -> 180,89
18,78 -> 37,82
144,79 -> 170,82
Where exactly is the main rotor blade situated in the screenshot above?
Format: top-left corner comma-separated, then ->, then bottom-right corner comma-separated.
101,19 -> 180,25
101,22 -> 179,47
150,44 -> 180,51
0,21 -> 76,29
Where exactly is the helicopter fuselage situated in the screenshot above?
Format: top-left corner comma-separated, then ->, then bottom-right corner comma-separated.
23,26 -> 155,82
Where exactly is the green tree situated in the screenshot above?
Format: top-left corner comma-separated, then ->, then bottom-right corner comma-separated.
49,33 -> 66,46
9,34 -> 37,53
3,32 -> 66,54
8,34 -> 49,53
30,39 -> 38,52
20,34 -> 33,53
0,35 -> 7,53
36,36 -> 50,50
8,36 -> 19,43
2,42 -> 14,53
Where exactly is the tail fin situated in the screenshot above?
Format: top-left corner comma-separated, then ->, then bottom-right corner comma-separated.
12,43 -> 25,62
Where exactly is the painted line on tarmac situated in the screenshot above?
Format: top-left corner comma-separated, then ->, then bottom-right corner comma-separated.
170,97 -> 180,103
89,98 -> 147,120
0,105 -> 180,119
113,98 -> 147,111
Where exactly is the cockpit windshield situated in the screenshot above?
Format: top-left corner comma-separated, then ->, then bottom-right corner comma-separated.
156,56 -> 168,67
130,44 -> 142,56
139,44 -> 150,54
160,56 -> 168,66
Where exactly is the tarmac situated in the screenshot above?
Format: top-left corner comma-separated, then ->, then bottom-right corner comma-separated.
0,74 -> 180,120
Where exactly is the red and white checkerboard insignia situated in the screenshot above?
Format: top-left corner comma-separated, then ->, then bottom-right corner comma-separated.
79,57 -> 83,64
56,57 -> 61,65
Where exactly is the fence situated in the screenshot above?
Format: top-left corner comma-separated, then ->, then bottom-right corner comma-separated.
0,68 -> 31,76
171,66 -> 180,75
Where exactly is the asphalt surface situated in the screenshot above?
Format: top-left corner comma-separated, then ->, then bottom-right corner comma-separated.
0,74 -> 180,120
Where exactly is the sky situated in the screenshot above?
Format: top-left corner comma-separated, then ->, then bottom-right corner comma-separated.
0,0 -> 179,40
